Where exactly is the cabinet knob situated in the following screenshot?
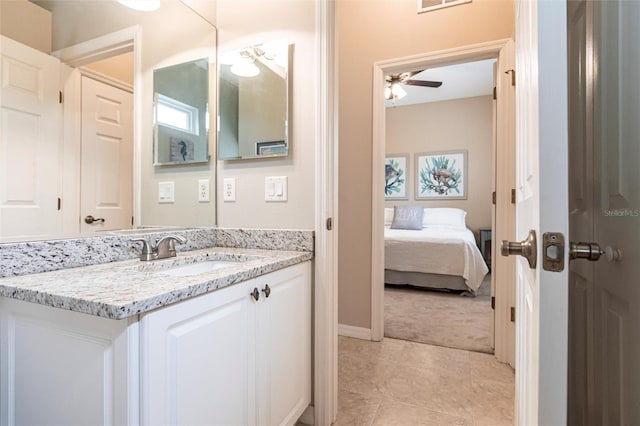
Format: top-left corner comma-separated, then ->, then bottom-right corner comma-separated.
262,284 -> 271,298
250,287 -> 260,301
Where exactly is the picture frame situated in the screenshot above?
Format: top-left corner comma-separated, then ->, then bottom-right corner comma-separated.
385,154 -> 409,200
256,140 -> 287,156
415,150 -> 467,200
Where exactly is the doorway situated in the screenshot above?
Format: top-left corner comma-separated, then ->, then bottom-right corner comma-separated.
370,39 -> 517,366
382,59 -> 495,353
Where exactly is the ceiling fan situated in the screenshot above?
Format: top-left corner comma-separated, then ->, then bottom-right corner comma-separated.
385,71 -> 442,100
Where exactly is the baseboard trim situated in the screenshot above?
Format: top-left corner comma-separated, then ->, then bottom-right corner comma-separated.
338,324 -> 372,340
298,405 -> 314,425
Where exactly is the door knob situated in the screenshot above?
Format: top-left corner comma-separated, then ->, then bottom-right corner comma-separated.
569,242 -> 621,262
501,229 -> 537,269
84,215 -> 105,224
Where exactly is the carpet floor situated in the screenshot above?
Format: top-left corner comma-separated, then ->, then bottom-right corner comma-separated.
384,274 -> 493,354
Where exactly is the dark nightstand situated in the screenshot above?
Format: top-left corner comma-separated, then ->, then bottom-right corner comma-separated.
479,227 -> 492,270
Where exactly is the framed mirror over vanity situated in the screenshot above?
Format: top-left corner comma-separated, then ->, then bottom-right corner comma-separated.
0,0 -> 217,242
218,41 -> 291,161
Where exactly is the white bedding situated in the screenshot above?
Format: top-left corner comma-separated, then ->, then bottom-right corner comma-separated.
384,226 -> 489,292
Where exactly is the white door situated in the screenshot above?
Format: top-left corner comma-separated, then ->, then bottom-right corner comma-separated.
512,1 -> 570,424
568,0 -> 640,423
80,76 -> 132,233
0,35 -> 61,239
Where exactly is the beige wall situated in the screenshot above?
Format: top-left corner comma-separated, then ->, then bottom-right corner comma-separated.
215,0 -> 316,229
0,0 -> 51,53
385,96 -> 493,239
337,0 -> 514,329
85,52 -> 134,86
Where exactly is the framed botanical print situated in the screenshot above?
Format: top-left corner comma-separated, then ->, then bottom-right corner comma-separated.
415,150 -> 467,200
385,154 -> 409,200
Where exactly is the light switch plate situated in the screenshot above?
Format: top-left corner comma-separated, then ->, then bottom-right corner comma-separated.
198,179 -> 210,202
265,176 -> 287,202
223,178 -> 236,202
158,181 -> 175,203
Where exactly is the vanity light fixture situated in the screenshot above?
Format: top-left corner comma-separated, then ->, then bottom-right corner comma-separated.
385,82 -> 407,100
223,40 -> 288,78
117,0 -> 161,12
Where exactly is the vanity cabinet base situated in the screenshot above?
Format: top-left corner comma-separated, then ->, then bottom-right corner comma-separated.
0,261 -> 311,426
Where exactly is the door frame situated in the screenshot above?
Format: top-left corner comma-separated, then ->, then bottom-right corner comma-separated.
370,39 -> 516,365
55,26 -> 141,234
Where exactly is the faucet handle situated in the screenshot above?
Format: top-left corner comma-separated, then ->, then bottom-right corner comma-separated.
131,238 -> 156,261
155,235 -> 187,259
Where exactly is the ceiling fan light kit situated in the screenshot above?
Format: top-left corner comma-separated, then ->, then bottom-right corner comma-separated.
384,70 -> 443,101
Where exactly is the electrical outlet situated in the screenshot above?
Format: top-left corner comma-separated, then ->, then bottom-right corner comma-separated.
223,178 -> 236,202
198,179 -> 210,202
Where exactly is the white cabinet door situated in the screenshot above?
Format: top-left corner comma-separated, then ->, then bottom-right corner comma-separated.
256,262 -> 311,426
140,279 -> 256,426
0,297 -> 137,426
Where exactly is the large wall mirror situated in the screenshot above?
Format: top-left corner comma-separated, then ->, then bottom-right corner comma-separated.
218,41 -> 290,160
0,0 -> 217,242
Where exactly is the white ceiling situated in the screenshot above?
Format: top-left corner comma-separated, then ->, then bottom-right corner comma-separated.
385,58 -> 496,108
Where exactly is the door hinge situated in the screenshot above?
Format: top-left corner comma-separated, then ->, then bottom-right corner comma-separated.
511,189 -> 516,204
59,91 -> 63,104
491,296 -> 495,310
326,217 -> 333,231
505,69 -> 516,86
57,197 -> 61,211
492,191 -> 496,205
492,86 -> 497,100
132,216 -> 134,226
510,306 -> 516,322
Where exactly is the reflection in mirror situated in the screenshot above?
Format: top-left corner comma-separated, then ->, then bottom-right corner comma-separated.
0,0 -> 217,242
218,41 -> 290,160
154,58 -> 209,165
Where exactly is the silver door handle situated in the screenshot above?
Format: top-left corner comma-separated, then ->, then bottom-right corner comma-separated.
84,215 -> 105,224
501,229 -> 537,269
570,242 -> 622,262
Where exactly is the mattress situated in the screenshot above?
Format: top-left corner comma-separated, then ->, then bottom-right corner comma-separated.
384,226 -> 489,292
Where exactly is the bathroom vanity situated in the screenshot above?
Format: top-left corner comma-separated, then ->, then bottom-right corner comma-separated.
0,229 -> 313,426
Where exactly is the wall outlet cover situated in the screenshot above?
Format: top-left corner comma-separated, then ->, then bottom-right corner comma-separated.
223,177 -> 236,202
158,181 -> 175,203
198,179 -> 210,202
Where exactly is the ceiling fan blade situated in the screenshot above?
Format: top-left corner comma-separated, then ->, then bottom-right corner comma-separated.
403,80 -> 443,88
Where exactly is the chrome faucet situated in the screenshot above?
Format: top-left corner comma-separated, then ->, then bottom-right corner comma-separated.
132,235 -> 187,261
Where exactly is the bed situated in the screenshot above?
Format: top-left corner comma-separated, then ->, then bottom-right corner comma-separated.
384,207 -> 489,294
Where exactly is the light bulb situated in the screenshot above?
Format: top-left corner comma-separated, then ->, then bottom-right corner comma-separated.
391,83 -> 407,99
230,60 -> 260,77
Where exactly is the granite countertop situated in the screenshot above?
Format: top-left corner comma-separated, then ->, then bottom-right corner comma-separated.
0,247 -> 312,320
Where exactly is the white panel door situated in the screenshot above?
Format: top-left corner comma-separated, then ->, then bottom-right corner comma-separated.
140,280 -> 254,426
255,262 -> 311,426
0,35 -> 61,239
513,1 -> 569,424
80,76 -> 132,233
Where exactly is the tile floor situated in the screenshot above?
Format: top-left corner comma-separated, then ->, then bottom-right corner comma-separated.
335,336 -> 514,426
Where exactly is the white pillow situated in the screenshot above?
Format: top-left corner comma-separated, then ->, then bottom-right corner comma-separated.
384,207 -> 394,226
423,208 -> 467,228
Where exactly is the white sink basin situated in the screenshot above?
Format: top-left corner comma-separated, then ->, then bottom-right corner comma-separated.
158,260 -> 243,277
